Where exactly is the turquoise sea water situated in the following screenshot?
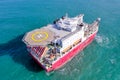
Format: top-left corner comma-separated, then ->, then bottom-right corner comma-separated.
0,0 -> 120,80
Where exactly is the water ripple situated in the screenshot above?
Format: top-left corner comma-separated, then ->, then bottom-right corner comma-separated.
95,34 -> 110,47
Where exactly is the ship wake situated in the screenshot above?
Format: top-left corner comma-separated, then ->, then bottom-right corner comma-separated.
95,34 -> 110,47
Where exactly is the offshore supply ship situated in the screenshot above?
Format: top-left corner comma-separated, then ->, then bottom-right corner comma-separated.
23,14 -> 101,72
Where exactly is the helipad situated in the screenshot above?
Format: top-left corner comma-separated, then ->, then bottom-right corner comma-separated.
23,27 -> 55,46
31,31 -> 48,42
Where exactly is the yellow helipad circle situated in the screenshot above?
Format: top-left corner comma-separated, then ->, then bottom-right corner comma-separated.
31,32 -> 48,42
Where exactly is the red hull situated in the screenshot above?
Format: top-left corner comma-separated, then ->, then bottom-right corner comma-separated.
30,32 -> 97,72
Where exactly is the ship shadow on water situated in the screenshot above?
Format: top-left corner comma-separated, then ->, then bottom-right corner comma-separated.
0,34 -> 43,72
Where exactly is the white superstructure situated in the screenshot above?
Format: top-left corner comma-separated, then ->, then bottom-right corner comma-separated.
55,14 -> 84,32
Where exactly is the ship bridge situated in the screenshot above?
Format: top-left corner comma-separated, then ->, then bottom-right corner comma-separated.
55,14 -> 84,32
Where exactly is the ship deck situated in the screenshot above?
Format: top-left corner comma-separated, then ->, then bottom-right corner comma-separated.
23,27 -> 55,46
23,24 -> 71,46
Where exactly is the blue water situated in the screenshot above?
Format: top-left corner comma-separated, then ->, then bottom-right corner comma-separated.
0,0 -> 120,80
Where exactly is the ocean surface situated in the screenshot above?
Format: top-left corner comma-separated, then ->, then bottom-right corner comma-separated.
0,0 -> 120,80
